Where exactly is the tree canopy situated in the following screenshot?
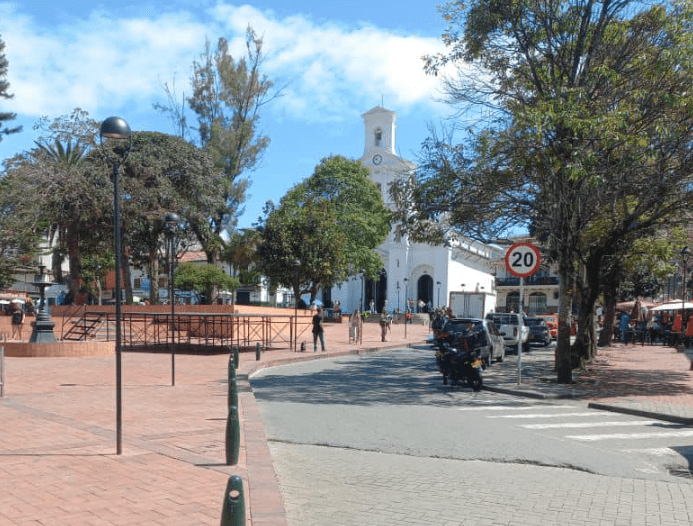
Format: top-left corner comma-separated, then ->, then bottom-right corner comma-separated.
0,111 -> 226,304
258,156 -> 391,304
156,27 -> 278,261
394,0 -> 693,382
174,262 -> 239,303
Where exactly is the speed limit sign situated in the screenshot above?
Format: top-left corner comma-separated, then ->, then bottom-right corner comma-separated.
505,242 -> 541,278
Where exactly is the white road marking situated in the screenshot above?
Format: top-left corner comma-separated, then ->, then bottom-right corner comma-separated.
522,420 -> 657,429
568,430 -> 693,441
622,448 -> 679,456
488,412 -> 599,419
456,404 -> 577,412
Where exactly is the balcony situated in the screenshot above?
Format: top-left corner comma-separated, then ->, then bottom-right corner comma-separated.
496,276 -> 559,287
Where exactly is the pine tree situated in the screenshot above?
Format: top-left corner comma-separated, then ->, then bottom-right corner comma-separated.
0,35 -> 21,141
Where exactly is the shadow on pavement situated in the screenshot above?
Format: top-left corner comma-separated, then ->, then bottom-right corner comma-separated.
249,347 -> 453,407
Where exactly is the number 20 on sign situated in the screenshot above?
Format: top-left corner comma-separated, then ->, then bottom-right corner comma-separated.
504,242 -> 541,278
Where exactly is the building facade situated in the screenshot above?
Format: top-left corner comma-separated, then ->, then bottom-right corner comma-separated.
330,106 -> 504,315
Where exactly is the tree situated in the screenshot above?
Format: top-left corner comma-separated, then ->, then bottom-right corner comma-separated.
157,27 -> 279,261
223,228 -> 262,288
258,156 -> 391,305
0,35 -> 21,142
394,0 -> 693,382
1,111 -> 109,302
174,262 -> 239,303
1,112 -> 226,305
119,132 -> 225,303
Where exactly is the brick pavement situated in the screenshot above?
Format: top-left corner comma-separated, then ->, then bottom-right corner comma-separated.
0,319 -> 431,525
2,320 -> 693,525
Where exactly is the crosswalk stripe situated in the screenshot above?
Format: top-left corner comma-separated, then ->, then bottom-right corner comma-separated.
568,430 -> 693,441
622,448 -> 678,456
456,404 -> 576,412
522,420 -> 657,429
488,412 -> 598,419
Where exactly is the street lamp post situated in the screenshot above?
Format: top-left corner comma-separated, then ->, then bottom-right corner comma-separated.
396,281 -> 400,314
165,212 -> 180,386
293,259 -> 301,351
403,277 -> 409,339
100,116 -> 133,456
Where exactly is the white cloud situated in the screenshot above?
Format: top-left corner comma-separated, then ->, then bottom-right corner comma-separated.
0,2 -> 448,123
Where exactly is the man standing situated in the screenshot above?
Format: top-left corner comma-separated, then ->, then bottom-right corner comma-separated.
10,303 -> 24,340
312,307 -> 326,353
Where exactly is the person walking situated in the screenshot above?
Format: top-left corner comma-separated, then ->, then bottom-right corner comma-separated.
619,311 -> 631,344
379,308 -> 391,342
10,303 -> 24,340
349,310 -> 362,344
312,307 -> 326,353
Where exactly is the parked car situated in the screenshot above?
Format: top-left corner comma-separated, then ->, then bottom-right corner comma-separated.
536,313 -> 558,339
484,312 -> 530,353
525,317 -> 552,347
435,317 -> 505,366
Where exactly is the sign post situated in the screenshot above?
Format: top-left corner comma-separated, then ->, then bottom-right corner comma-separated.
504,242 -> 541,385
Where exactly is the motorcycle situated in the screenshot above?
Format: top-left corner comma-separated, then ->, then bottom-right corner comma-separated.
437,330 -> 484,392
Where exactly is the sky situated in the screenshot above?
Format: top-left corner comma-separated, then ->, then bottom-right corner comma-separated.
0,0 -> 454,228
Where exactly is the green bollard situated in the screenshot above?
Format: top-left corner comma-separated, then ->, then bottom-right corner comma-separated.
220,475 -> 245,526
227,359 -> 238,410
255,342 -> 261,361
225,404 -> 240,466
233,345 -> 240,369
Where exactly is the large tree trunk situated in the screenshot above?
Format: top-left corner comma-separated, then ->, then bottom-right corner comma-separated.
556,259 -> 575,383
148,248 -> 160,305
122,243 -> 133,304
574,253 -> 603,364
66,223 -> 83,304
599,280 -> 618,347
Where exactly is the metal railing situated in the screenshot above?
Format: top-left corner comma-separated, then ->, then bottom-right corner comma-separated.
64,311 -> 314,352
496,276 -> 559,287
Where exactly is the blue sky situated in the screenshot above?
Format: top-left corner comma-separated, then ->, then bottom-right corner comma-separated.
0,1 -> 453,228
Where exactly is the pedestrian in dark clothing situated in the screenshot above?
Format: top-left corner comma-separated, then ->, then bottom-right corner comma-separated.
312,307 -> 326,353
619,311 -> 630,344
10,304 -> 24,340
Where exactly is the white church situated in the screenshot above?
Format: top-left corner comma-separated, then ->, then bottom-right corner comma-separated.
328,106 -> 503,315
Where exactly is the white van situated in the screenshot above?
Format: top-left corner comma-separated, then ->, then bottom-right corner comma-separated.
484,312 -> 530,353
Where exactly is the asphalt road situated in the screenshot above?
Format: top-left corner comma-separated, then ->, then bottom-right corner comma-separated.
251,346 -> 693,526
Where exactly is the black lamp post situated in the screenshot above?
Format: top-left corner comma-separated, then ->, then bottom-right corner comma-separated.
403,277 -> 409,339
100,116 -> 132,455
165,212 -> 180,386
396,281 -> 400,314
293,259 -> 301,351
29,265 -> 56,343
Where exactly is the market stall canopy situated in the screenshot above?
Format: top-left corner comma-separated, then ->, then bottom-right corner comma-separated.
651,301 -> 693,311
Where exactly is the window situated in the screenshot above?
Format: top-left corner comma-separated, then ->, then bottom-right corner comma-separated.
374,129 -> 382,147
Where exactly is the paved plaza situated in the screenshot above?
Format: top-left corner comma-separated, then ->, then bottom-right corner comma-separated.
1,319 -> 693,525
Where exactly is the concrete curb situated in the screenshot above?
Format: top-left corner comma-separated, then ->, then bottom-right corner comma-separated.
587,402 -> 693,426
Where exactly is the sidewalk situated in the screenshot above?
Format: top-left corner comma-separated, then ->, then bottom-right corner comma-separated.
1,321 -> 693,525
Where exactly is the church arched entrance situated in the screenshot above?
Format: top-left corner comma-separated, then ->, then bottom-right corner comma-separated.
365,271 -> 387,313
417,275 -> 433,312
